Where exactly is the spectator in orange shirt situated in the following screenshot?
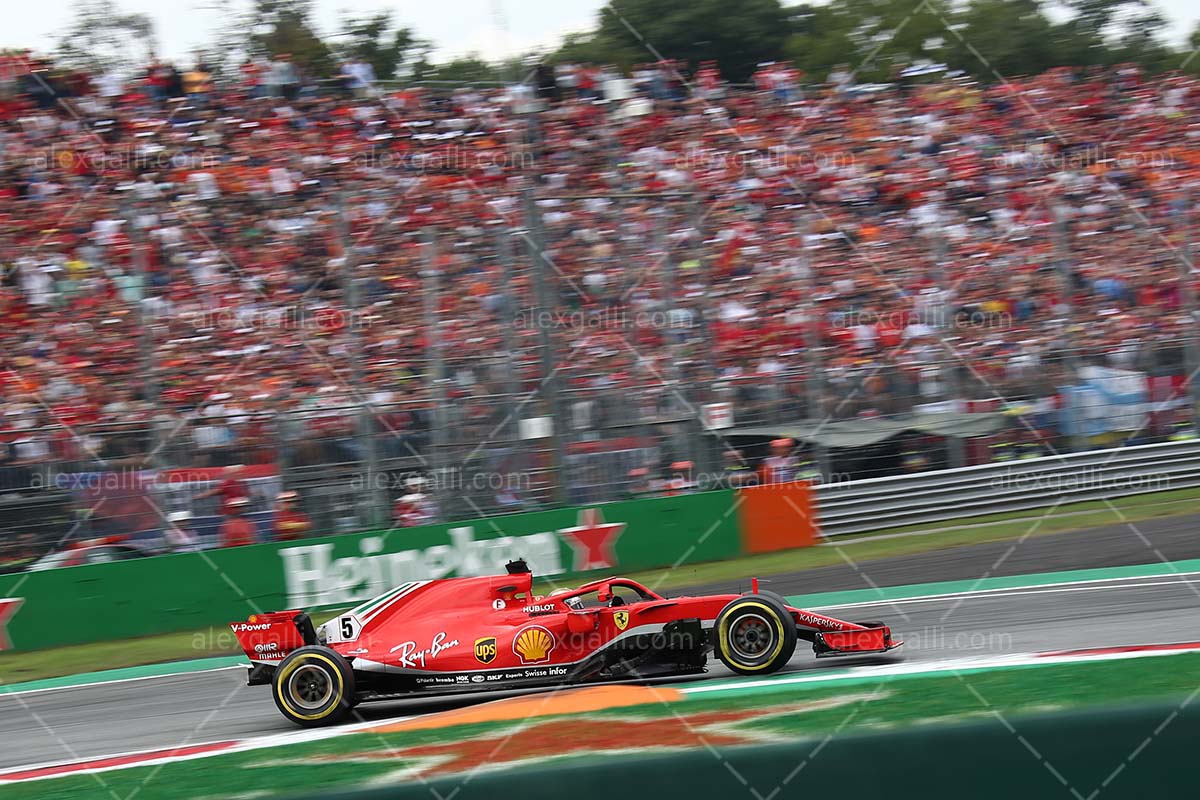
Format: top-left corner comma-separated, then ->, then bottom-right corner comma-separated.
218,497 -> 257,548
272,491 -> 312,541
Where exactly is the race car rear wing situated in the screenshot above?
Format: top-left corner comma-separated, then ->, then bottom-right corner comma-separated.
230,610 -> 317,683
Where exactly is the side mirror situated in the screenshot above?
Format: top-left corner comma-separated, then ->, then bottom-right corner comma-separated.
596,585 -> 612,603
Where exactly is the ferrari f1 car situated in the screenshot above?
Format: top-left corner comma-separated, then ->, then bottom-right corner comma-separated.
231,560 -> 901,727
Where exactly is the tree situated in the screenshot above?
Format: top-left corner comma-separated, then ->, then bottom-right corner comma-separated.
248,0 -> 334,76
944,0 -> 1060,79
1186,22 -> 1200,75
334,12 -> 425,80
557,0 -> 794,82
783,4 -> 856,80
1050,0 -> 1170,68
411,55 -> 503,84
785,0 -> 958,82
55,0 -> 156,73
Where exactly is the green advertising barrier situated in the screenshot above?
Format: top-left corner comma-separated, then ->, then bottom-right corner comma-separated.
308,700 -> 1200,800
0,491 -> 741,652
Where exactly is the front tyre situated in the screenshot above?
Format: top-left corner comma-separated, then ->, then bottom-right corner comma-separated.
714,595 -> 797,676
272,646 -> 356,727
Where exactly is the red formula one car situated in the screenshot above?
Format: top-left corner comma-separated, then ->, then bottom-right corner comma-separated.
231,560 -> 901,726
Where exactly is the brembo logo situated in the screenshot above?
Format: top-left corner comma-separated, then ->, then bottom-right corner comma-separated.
280,526 -> 565,607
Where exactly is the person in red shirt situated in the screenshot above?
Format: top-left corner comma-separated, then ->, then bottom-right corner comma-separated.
272,491 -> 312,541
196,464 -> 250,515
218,497 -> 257,548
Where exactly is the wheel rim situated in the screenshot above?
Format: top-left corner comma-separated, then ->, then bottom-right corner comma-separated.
728,613 -> 775,661
287,664 -> 334,710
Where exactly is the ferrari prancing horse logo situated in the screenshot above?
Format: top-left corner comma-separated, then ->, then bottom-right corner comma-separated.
613,610 -> 629,631
474,636 -> 497,664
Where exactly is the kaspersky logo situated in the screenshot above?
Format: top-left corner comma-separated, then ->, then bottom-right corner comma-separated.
0,598 -> 24,651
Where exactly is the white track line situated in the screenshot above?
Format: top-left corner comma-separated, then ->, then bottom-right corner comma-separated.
682,643 -> 1200,695
0,715 -> 403,783
809,571 -> 1200,612
0,665 -> 246,699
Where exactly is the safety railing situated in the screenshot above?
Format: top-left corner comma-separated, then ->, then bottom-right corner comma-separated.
814,439 -> 1200,537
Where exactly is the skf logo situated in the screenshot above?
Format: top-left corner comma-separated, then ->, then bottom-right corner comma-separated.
474,636 -> 497,664
613,610 -> 629,631
513,625 -> 555,665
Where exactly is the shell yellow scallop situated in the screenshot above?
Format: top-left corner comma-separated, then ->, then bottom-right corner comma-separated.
513,625 -> 556,664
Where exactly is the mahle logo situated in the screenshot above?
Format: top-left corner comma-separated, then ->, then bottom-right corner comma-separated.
280,526 -> 564,607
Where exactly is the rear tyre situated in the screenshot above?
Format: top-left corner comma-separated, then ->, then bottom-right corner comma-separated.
714,595 -> 797,676
272,646 -> 356,727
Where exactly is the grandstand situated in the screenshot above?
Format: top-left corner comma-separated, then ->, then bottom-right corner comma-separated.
1,54 -> 1197,566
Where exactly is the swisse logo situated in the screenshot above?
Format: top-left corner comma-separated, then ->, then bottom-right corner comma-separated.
280,526 -> 565,607
233,623 -> 273,632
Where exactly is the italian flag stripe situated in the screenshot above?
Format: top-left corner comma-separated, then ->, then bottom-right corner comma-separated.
349,582 -> 416,618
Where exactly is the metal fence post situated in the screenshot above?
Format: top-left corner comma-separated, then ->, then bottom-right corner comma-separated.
334,192 -> 385,526
1053,203 -> 1086,452
494,222 -> 525,484
797,209 -> 830,479
932,227 -> 966,468
1178,191 -> 1200,432
121,194 -> 161,467
521,190 -> 568,506
421,227 -> 451,520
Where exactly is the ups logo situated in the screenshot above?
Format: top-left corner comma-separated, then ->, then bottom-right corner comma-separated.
474,636 -> 497,664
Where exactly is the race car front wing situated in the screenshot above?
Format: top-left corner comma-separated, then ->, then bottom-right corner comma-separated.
811,625 -> 902,658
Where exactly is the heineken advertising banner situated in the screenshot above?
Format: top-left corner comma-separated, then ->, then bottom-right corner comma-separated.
0,491 -> 743,652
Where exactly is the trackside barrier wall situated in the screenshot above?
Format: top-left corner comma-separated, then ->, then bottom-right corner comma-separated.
305,701 -> 1200,800
0,492 -> 747,652
815,439 -> 1200,536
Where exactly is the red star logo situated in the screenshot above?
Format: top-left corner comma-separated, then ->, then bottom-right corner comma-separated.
557,508 -> 625,571
0,598 -> 24,651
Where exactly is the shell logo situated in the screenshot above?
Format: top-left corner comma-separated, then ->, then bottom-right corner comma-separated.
513,625 -> 556,665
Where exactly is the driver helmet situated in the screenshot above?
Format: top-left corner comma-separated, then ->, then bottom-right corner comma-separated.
548,587 -> 583,610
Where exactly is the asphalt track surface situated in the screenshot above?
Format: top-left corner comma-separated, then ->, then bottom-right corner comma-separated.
3,512 -> 1200,772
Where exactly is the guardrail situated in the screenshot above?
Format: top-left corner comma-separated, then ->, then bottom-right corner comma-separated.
815,439 -> 1200,536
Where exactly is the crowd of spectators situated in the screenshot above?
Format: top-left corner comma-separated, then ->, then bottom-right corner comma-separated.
1,50 -> 1198,497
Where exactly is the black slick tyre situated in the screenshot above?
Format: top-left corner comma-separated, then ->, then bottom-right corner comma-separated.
272,646 -> 356,727
714,594 -> 797,676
